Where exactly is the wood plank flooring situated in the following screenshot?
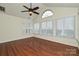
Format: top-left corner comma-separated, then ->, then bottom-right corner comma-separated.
0,37 -> 79,56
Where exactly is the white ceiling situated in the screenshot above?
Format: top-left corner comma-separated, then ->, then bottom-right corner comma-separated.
0,3 -> 44,19
0,3 -> 79,19
44,3 -> 79,7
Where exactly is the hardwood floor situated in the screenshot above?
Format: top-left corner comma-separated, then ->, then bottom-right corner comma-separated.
0,37 -> 79,56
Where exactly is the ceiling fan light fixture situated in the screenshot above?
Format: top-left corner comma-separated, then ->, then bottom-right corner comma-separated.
29,11 -> 32,16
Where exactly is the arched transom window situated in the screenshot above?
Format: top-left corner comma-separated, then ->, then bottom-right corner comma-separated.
42,10 -> 53,18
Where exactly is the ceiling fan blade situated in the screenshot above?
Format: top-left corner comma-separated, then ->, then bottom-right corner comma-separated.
21,10 -> 28,12
32,7 -> 39,10
32,11 -> 39,15
23,5 -> 29,9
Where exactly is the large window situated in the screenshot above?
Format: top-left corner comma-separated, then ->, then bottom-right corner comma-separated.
56,16 -> 75,38
42,10 -> 53,18
26,23 -> 33,34
56,18 -> 64,36
34,23 -> 40,34
40,20 -> 53,35
41,21 -> 47,34
47,21 -> 53,35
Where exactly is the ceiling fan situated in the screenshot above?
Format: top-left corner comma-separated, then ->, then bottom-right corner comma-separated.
21,3 -> 39,16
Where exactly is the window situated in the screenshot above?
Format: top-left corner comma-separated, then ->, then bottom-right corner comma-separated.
47,21 -> 53,35
26,23 -> 33,34
41,21 -> 47,34
56,16 -> 75,38
56,18 -> 64,36
42,10 -> 53,18
34,23 -> 40,33
40,20 -> 53,35
64,17 -> 75,37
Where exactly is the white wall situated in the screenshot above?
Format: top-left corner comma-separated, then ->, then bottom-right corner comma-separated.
0,12 -> 33,43
34,7 -> 79,47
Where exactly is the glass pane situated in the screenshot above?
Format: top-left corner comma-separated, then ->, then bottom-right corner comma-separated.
47,21 -> 53,35
56,16 -> 75,38
34,23 -> 40,33
56,19 -> 64,36
41,21 -> 47,29
63,16 -> 75,38
41,21 -> 47,35
42,10 -> 53,18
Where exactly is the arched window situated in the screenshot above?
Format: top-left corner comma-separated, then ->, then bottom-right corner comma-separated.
42,10 -> 54,18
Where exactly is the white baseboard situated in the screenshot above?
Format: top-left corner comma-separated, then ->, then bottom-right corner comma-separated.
0,34 -> 33,43
0,34 -> 78,48
34,34 -> 79,48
